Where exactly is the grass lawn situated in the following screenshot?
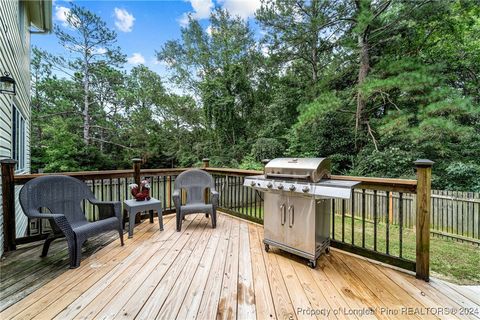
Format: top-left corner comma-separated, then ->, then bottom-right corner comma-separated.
231,205 -> 480,284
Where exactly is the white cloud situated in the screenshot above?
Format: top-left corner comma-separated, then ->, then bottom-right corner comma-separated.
55,6 -> 80,27
55,6 -> 70,24
260,43 -> 269,57
178,0 -> 214,26
219,0 -> 261,19
127,53 -> 145,65
93,47 -> 107,55
206,25 -> 213,36
114,8 -> 135,32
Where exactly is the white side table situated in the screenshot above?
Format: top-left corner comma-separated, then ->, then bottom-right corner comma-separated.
124,198 -> 163,238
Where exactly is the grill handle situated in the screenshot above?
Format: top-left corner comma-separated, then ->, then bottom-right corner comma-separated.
280,204 -> 286,225
266,173 -> 310,180
288,205 -> 294,228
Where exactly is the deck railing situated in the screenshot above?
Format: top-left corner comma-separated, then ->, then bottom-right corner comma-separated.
1,158 -> 433,281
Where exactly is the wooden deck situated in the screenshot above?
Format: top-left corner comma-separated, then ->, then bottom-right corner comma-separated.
1,212 -> 479,320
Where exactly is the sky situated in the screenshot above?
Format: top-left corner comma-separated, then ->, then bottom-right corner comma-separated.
32,0 -> 262,86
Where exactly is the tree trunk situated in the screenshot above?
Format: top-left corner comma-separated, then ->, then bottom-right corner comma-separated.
355,32 -> 370,149
83,57 -> 90,145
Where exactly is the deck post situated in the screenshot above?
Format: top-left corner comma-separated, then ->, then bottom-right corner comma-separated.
414,159 -> 434,281
261,159 -> 270,174
202,158 -> 210,168
132,158 -> 142,187
132,158 -> 142,223
1,159 -> 17,252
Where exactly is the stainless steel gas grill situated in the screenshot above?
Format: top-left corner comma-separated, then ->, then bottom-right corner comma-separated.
244,158 -> 359,268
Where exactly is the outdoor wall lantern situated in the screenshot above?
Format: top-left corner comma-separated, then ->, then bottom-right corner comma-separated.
0,72 -> 16,95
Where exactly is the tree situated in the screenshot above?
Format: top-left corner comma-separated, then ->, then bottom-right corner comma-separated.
158,9 -> 266,164
54,4 -> 125,145
256,0 -> 350,88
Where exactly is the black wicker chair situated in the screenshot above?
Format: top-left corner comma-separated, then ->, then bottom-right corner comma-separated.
173,169 -> 218,232
19,175 -> 124,268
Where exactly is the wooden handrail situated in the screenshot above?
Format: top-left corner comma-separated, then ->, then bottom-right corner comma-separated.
331,175 -> 417,193
12,166 -> 418,193
13,168 -> 191,184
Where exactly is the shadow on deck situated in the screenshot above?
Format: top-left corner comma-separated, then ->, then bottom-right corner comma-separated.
0,212 -> 479,319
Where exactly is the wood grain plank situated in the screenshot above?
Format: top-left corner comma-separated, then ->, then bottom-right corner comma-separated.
327,254 -> 395,320
236,221 -> 256,320
216,217 -> 240,320
108,216 -> 201,319
308,257 -> 356,320
63,217 -> 183,319
256,226 -> 297,320
337,252 -> 425,320
175,215 -> 232,320
319,254 -> 376,320
155,216 -> 218,320
134,216 -> 209,319
248,223 -> 276,319
0,231 -> 119,311
195,217 -> 236,320
29,225 -> 159,320
402,276 -> 478,320
376,265 -> 462,320
0,219 -> 158,320
292,261 -> 338,320
431,280 -> 480,307
275,253 -> 315,320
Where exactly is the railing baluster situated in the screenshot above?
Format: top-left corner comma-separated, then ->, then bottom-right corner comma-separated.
101,179 -> 104,201
230,176 -> 234,209
234,176 -> 237,210
27,218 -> 31,236
252,189 -> 258,218
92,180 -> 96,221
163,176 -> 167,210
124,177 -> 128,201
341,199 -> 345,243
171,176 -> 175,209
399,192 -> 404,258
223,175 -> 226,207
374,190 -> 377,251
247,180 -> 253,217
362,189 -> 366,248
331,199 -> 335,240
109,178 -> 113,201
117,178 -> 121,202
241,177 -> 245,215
351,191 -> 355,245
386,191 -> 390,255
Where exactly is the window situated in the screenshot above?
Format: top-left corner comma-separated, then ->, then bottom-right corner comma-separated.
12,105 -> 26,172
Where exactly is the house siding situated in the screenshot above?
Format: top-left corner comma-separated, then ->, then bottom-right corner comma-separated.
0,0 -> 33,256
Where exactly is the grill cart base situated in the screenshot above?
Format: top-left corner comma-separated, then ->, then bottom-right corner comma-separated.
263,193 -> 330,268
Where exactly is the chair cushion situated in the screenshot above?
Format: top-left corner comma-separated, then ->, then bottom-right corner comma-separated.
72,217 -> 119,239
181,203 -> 213,215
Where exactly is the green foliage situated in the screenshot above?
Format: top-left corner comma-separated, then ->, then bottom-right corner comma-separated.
251,138 -> 284,161
31,1 -> 479,192
239,155 -> 263,171
444,162 -> 480,192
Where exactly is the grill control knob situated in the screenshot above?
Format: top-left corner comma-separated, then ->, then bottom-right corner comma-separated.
250,181 -> 256,187
302,186 -> 310,193
289,185 -> 296,191
277,184 -> 284,190
267,182 -> 273,188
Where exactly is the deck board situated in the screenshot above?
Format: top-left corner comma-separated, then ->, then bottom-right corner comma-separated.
1,212 -> 479,320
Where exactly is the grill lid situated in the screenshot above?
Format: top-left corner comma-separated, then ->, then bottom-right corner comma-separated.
265,158 -> 331,182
